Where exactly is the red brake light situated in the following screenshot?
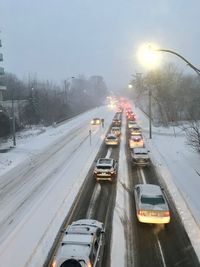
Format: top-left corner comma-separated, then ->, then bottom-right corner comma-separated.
163,211 -> 170,217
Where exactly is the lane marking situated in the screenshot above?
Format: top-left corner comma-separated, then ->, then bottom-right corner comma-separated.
157,238 -> 167,267
105,147 -> 112,158
86,183 -> 101,219
138,167 -> 146,184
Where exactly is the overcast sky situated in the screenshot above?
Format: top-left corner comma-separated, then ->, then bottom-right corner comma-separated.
0,0 -> 200,90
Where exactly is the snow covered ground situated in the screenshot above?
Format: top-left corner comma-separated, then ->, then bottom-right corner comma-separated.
0,104 -> 200,266
0,106 -> 115,267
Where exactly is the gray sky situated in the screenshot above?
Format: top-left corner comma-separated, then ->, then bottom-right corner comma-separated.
0,0 -> 200,90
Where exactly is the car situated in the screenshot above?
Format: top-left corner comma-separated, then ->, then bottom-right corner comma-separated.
134,184 -> 170,224
112,118 -> 121,127
93,158 -> 117,181
129,135 -> 144,148
52,219 -> 104,267
91,118 -> 101,125
105,133 -> 119,145
111,126 -> 121,137
126,111 -> 136,121
130,147 -> 150,166
129,125 -> 142,136
128,120 -> 137,129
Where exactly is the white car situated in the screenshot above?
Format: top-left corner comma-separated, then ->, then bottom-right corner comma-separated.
105,133 -> 119,145
128,120 -> 137,129
52,219 -> 105,267
134,184 -> 170,224
131,147 -> 150,166
129,135 -> 144,148
129,125 -> 142,136
111,126 -> 121,137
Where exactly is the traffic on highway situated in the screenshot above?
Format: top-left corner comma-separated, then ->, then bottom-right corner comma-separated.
45,99 -> 200,267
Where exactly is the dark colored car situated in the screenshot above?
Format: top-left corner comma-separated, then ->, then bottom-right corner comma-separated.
93,158 -> 118,181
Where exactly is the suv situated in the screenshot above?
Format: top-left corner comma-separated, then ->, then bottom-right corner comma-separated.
52,219 -> 104,267
105,133 -> 119,146
131,147 -> 150,166
93,158 -> 117,181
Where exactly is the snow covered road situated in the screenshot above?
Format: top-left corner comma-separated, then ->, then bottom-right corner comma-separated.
0,106 -> 114,267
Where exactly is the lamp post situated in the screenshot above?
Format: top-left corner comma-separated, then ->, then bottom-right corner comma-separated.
149,45 -> 200,76
149,89 -> 152,139
137,43 -> 200,139
11,89 -> 16,146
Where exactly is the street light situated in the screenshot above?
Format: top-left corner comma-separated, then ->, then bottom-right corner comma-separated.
137,43 -> 162,70
149,45 -> 200,76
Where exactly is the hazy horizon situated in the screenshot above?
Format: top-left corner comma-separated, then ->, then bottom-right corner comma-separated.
1,0 -> 200,90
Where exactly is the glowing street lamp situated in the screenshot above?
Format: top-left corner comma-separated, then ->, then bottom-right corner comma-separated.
128,84 -> 133,89
137,43 -> 162,70
137,43 -> 161,139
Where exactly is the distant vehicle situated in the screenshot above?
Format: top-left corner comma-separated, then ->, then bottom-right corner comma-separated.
129,125 -> 142,136
112,118 -> 121,127
52,219 -> 105,267
128,120 -> 137,129
130,147 -> 150,166
127,111 -> 136,121
105,133 -> 119,146
111,126 -> 121,137
94,158 -> 117,181
134,184 -> 170,224
129,135 -> 144,148
91,118 -> 101,125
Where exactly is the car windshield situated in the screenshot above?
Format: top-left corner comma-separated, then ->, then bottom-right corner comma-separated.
141,195 -> 165,205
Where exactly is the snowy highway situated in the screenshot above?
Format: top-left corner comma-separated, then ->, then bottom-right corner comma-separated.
0,105 -> 200,267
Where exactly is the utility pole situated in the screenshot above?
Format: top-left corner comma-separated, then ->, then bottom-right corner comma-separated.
149,89 -> 152,139
11,90 -> 16,146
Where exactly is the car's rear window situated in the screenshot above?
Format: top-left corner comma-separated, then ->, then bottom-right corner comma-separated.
60,259 -> 82,267
97,165 -> 111,169
141,195 -> 165,205
107,136 -> 116,139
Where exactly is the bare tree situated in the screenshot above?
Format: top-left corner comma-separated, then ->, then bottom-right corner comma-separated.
182,120 -> 200,152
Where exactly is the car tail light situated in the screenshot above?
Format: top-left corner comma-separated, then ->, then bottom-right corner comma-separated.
87,262 -> 92,267
138,210 -> 145,216
163,211 -> 170,217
